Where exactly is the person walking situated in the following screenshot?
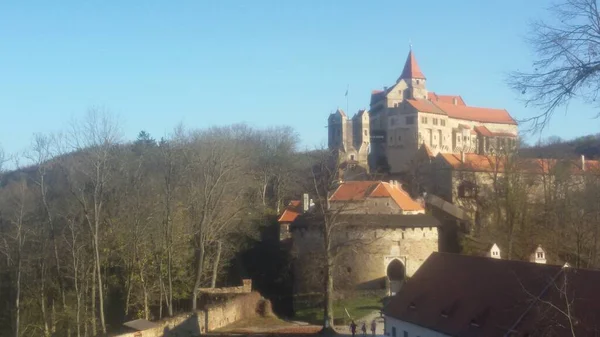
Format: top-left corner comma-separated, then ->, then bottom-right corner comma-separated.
361,322 -> 367,337
350,320 -> 357,337
371,319 -> 377,336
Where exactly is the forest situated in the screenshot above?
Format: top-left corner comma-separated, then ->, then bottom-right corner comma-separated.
0,110 -> 313,337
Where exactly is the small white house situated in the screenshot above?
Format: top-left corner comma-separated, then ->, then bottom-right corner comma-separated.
529,245 -> 547,264
486,243 -> 501,259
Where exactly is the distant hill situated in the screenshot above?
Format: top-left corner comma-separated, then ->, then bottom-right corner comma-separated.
519,134 -> 600,160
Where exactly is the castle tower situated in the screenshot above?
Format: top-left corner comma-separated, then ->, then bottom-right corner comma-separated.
352,110 -> 370,167
328,109 -> 348,150
397,49 -> 428,100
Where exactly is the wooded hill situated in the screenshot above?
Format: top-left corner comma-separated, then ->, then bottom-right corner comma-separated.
0,112 -> 316,337
519,134 -> 600,159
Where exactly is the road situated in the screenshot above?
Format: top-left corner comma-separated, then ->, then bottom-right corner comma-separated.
336,310 -> 385,337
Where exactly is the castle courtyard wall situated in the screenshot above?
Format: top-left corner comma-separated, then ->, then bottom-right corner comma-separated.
292,226 -> 438,294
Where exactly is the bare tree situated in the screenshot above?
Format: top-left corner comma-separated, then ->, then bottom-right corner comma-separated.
184,127 -> 250,310
0,177 -> 32,337
67,109 -> 121,334
509,0 -> 600,131
302,149 -> 376,332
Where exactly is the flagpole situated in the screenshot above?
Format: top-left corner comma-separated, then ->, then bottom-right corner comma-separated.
346,84 -> 349,114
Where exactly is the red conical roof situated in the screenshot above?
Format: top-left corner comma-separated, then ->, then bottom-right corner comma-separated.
399,50 -> 426,80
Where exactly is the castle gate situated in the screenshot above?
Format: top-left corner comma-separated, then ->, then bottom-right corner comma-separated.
386,259 -> 405,296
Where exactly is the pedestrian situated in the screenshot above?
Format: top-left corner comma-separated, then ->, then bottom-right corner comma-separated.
361,322 -> 367,337
350,320 -> 357,337
371,319 -> 377,336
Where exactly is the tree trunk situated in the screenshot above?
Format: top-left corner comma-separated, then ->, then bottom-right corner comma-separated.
15,253 -> 21,337
167,229 -> 174,317
323,257 -> 334,330
91,266 -> 97,337
40,268 -> 50,337
94,215 -> 107,334
158,271 -> 164,320
191,241 -> 205,311
211,241 -> 222,288
139,268 -> 150,320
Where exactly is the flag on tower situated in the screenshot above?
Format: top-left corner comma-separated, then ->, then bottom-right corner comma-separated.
345,85 -> 348,97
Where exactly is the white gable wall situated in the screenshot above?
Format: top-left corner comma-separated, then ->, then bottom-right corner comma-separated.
384,316 -> 451,337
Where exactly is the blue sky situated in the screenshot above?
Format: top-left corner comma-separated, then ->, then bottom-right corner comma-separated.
1,0 -> 598,158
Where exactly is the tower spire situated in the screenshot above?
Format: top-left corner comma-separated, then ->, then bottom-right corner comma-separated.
398,49 -> 425,82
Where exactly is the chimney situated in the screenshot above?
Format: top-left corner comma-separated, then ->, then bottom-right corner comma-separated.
460,151 -> 465,163
453,97 -> 458,105
581,154 -> 586,171
302,193 -> 309,213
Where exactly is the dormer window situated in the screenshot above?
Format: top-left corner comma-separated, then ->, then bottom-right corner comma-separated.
537,252 -> 544,258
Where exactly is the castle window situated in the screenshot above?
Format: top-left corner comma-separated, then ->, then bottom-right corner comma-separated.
416,80 -> 420,84
350,155 -> 355,160
421,117 -> 428,124
364,130 -> 368,136
433,118 -> 438,126
458,181 -> 478,198
441,119 -> 446,126
405,116 -> 415,125
537,252 -> 544,258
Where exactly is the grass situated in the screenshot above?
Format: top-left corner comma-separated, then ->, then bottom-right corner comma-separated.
293,295 -> 382,326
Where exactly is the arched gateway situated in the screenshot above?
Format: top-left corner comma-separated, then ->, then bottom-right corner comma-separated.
387,259 -> 405,296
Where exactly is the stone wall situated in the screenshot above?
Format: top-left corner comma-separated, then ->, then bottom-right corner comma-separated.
292,225 -> 439,294
204,292 -> 262,331
112,312 -> 206,337
110,280 -> 261,337
198,279 -> 252,294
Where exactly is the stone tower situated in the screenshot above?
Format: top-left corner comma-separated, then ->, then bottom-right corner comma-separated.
328,108 -> 370,168
396,49 -> 428,100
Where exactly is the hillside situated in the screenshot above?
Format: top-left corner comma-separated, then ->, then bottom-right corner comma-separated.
519,134 -> 600,159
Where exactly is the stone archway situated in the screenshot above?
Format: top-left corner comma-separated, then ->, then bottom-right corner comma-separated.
386,259 -> 405,296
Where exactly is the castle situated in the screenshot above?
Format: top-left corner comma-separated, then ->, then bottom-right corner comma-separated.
329,49 -> 518,173
280,181 -> 440,296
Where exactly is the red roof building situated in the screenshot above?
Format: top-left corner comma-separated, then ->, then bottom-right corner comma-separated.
364,49 -> 519,174
384,252 -> 600,337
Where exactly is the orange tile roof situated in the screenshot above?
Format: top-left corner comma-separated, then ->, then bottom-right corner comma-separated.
278,200 -> 302,223
434,101 -> 516,125
428,92 -> 466,106
407,99 -> 516,125
406,99 -> 445,115
474,125 -> 494,137
329,181 -> 424,212
474,125 -> 517,137
438,153 -> 600,174
399,50 -> 426,80
421,144 -> 434,158
371,182 -> 424,212
329,181 -> 378,201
